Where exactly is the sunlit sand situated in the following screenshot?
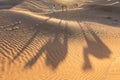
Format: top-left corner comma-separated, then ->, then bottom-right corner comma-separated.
0,0 -> 120,80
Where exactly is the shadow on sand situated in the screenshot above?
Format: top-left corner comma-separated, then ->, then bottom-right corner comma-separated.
8,13 -> 69,70
1,0 -> 114,70
77,21 -> 111,70
10,16 -> 53,63
24,31 -> 68,69
45,0 -> 120,27
24,19 -> 68,69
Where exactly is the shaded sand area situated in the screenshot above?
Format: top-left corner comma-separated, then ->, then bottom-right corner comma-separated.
0,0 -> 120,80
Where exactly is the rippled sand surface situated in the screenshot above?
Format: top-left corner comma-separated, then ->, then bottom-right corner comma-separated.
0,0 -> 120,80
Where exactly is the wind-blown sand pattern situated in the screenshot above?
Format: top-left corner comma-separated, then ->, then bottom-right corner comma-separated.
0,0 -> 120,80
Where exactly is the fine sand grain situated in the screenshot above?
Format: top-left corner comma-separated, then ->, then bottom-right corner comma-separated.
0,0 -> 120,80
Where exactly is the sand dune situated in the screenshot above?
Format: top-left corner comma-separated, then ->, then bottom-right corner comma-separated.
0,0 -> 120,80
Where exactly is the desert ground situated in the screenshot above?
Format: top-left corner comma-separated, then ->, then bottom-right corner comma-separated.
0,0 -> 120,80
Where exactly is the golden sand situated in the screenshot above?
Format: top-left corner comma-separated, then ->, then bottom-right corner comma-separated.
0,0 -> 120,80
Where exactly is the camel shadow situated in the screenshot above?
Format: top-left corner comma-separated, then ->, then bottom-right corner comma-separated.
10,17 -> 52,63
78,22 -> 111,70
45,31 -> 68,69
24,16 -> 69,69
24,28 -> 68,69
7,10 -> 70,70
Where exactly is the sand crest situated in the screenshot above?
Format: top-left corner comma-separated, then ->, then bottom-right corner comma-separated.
0,0 -> 120,80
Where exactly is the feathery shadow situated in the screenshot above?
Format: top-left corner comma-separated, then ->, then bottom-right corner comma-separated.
77,22 -> 111,70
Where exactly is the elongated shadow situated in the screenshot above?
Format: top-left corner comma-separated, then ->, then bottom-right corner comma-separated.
11,28 -> 39,63
24,18 -> 69,69
11,18 -> 51,63
45,31 -> 68,69
45,0 -> 120,27
24,18 -> 62,68
24,43 -> 45,68
77,22 -> 111,70
44,14 -> 68,69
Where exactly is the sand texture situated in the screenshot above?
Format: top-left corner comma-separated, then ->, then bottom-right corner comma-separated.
0,0 -> 120,80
